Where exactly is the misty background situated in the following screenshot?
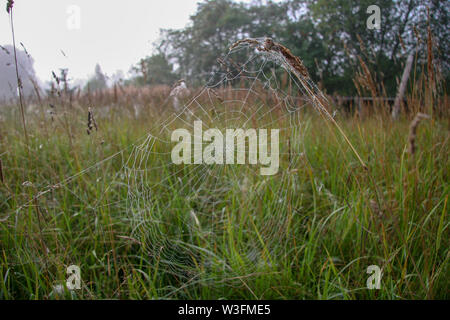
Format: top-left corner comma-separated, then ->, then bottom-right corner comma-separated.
0,0 -> 448,100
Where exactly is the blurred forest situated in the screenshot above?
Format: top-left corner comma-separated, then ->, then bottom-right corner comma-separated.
131,0 -> 448,96
0,44 -> 40,100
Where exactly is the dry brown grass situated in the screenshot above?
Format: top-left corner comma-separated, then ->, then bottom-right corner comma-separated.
408,112 -> 431,157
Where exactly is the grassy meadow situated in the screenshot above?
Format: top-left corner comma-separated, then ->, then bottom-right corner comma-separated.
0,1 -> 448,299
0,91 -> 448,299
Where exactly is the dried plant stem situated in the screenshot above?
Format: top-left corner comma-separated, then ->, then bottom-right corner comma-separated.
0,158 -> 4,184
9,8 -> 29,145
392,54 -> 414,119
232,38 -> 367,169
294,70 -> 367,169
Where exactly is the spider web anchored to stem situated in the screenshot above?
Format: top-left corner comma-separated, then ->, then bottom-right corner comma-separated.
9,38 -> 362,291
124,38 -> 342,280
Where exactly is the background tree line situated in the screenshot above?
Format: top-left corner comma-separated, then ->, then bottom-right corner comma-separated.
131,0 -> 448,96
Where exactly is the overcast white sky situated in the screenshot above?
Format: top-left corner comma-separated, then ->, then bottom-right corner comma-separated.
0,0 -> 254,84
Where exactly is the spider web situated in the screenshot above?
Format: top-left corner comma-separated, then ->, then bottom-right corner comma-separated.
9,38 -> 341,294
124,38 -> 324,281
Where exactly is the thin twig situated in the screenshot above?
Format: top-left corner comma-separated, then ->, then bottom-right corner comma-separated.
8,3 -> 29,145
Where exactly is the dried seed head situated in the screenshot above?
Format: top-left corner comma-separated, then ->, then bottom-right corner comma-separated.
229,38 -> 366,168
6,0 -> 14,13
20,42 -> 30,58
409,113 -> 430,156
87,107 -> 98,135
0,45 -> 10,55
52,71 -> 60,85
230,38 -> 310,78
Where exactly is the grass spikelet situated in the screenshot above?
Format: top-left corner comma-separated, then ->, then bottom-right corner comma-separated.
87,107 -> 98,135
230,37 -> 366,169
6,0 -> 13,13
408,112 -> 430,156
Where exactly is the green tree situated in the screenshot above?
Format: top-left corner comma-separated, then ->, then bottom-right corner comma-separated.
160,0 -> 252,84
304,0 -> 419,95
85,64 -> 107,91
132,53 -> 177,86
138,0 -> 446,95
